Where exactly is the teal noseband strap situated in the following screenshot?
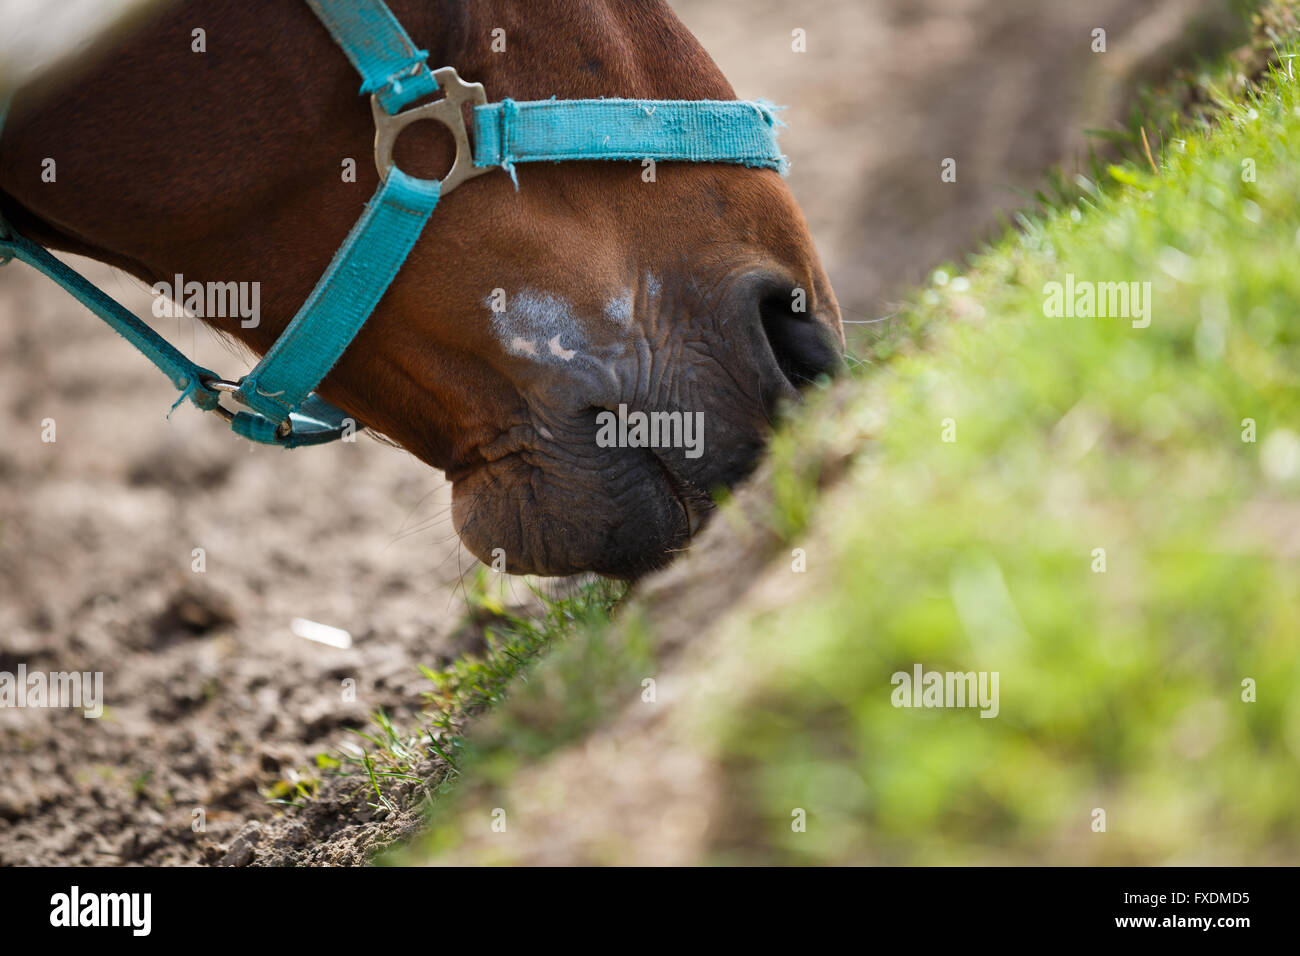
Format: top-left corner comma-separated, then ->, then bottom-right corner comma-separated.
473,98 -> 786,174
0,0 -> 788,447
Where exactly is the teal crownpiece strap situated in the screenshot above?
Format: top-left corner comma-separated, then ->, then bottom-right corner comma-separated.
235,167 -> 441,423
304,0 -> 438,113
473,98 -> 788,174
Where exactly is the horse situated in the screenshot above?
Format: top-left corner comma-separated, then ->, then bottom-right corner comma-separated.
0,0 -> 843,577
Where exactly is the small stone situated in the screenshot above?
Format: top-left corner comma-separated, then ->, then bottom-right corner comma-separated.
218,823 -> 262,867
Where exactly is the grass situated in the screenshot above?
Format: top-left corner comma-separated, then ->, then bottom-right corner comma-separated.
385,7 -> 1300,864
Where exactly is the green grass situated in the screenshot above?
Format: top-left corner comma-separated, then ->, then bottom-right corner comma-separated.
692,58 -> 1300,859
391,20 -> 1300,864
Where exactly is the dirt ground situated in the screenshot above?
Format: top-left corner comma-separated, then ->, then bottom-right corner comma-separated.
0,0 -> 1233,866
0,258 -> 498,863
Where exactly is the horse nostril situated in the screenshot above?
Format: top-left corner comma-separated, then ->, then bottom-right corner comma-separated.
758,289 -> 843,389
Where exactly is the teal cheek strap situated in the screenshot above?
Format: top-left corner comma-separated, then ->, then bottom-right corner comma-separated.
0,0 -> 787,447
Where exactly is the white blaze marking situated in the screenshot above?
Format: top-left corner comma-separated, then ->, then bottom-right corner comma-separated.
486,288 -> 586,363
604,289 -> 634,325
548,335 -> 576,360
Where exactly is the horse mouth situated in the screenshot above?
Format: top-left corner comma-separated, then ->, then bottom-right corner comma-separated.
441,266 -> 842,578
650,452 -> 712,538
448,436 -> 724,578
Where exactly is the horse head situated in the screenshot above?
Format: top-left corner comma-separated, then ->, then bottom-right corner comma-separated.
0,0 -> 842,576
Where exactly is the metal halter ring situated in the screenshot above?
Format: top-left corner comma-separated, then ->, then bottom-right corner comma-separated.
371,66 -> 492,195
199,375 -> 291,439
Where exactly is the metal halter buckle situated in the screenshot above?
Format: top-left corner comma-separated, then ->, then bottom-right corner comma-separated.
200,375 -> 292,439
371,66 -> 492,196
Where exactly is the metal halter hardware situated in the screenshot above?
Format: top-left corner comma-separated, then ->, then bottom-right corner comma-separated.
200,376 -> 292,438
0,0 -> 787,448
188,66 -> 490,438
372,67 -> 491,196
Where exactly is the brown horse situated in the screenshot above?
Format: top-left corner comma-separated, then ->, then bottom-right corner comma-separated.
0,0 -> 842,577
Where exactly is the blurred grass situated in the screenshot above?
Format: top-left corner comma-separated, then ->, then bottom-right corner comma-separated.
706,39 -> 1300,862
394,4 -> 1300,864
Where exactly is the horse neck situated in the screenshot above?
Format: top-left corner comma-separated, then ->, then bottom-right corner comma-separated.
407,0 -> 734,100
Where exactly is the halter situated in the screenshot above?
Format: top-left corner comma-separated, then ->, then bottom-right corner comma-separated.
0,0 -> 787,447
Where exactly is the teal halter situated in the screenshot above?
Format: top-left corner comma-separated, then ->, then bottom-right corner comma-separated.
0,0 -> 787,447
